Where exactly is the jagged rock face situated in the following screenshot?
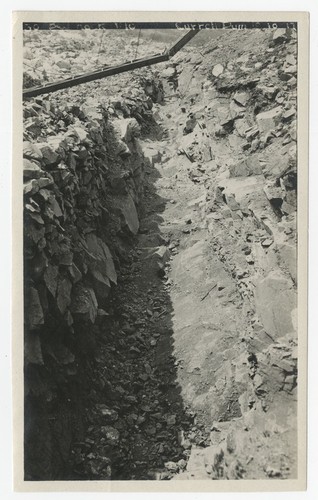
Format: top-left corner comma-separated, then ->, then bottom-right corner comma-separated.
23,27 -> 298,482
23,63 -> 164,478
164,27 -> 298,481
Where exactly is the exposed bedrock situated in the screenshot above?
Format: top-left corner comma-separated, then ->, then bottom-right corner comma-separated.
23,27 -> 298,481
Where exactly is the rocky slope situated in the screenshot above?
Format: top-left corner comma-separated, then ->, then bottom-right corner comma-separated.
23,27 -> 298,481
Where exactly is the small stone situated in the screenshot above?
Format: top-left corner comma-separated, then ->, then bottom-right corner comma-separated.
237,269 -> 248,279
258,85 -> 278,100
261,238 -> 274,248
212,64 -> 224,77
145,426 -> 156,436
73,126 -> 88,141
24,179 -> 39,196
39,144 -> 60,167
160,471 -> 172,480
245,126 -> 259,140
284,65 -> 297,75
130,346 -> 141,354
235,118 -> 251,138
265,466 -> 282,478
100,426 -> 120,445
166,414 -> 177,426
122,323 -> 136,335
181,439 -> 191,449
38,177 -> 53,188
165,461 -> 179,472
286,54 -> 296,66
162,66 -> 175,78
178,459 -> 187,470
137,416 -> 146,425
287,76 -> 297,87
282,108 -> 296,121
282,135 -> 292,145
275,94 -> 285,104
264,184 -> 284,203
96,405 -> 118,423
225,194 -> 240,211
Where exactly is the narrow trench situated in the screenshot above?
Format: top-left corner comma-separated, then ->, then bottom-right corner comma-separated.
86,97 -> 196,480
23,28 -> 299,483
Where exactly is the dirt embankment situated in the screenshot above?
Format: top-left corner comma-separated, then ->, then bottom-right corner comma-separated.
23,27 -> 298,481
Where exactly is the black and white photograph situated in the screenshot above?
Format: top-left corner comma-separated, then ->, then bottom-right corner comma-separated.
12,10 -> 308,492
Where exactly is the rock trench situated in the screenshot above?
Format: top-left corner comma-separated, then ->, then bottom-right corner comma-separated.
23,27 -> 298,481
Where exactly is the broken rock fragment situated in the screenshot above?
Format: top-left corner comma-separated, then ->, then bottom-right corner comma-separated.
85,233 -> 117,286
233,91 -> 249,107
263,183 -> 285,204
23,159 -> 42,180
23,141 -> 43,161
256,107 -> 283,134
234,118 -> 251,138
116,194 -> 139,235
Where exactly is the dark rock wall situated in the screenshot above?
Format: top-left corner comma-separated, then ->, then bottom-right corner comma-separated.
23,78 -> 162,479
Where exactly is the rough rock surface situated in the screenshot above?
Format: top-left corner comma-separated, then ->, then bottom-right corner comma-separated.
23,27 -> 298,481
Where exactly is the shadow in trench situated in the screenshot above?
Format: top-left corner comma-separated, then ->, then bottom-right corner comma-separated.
84,132 -> 193,480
